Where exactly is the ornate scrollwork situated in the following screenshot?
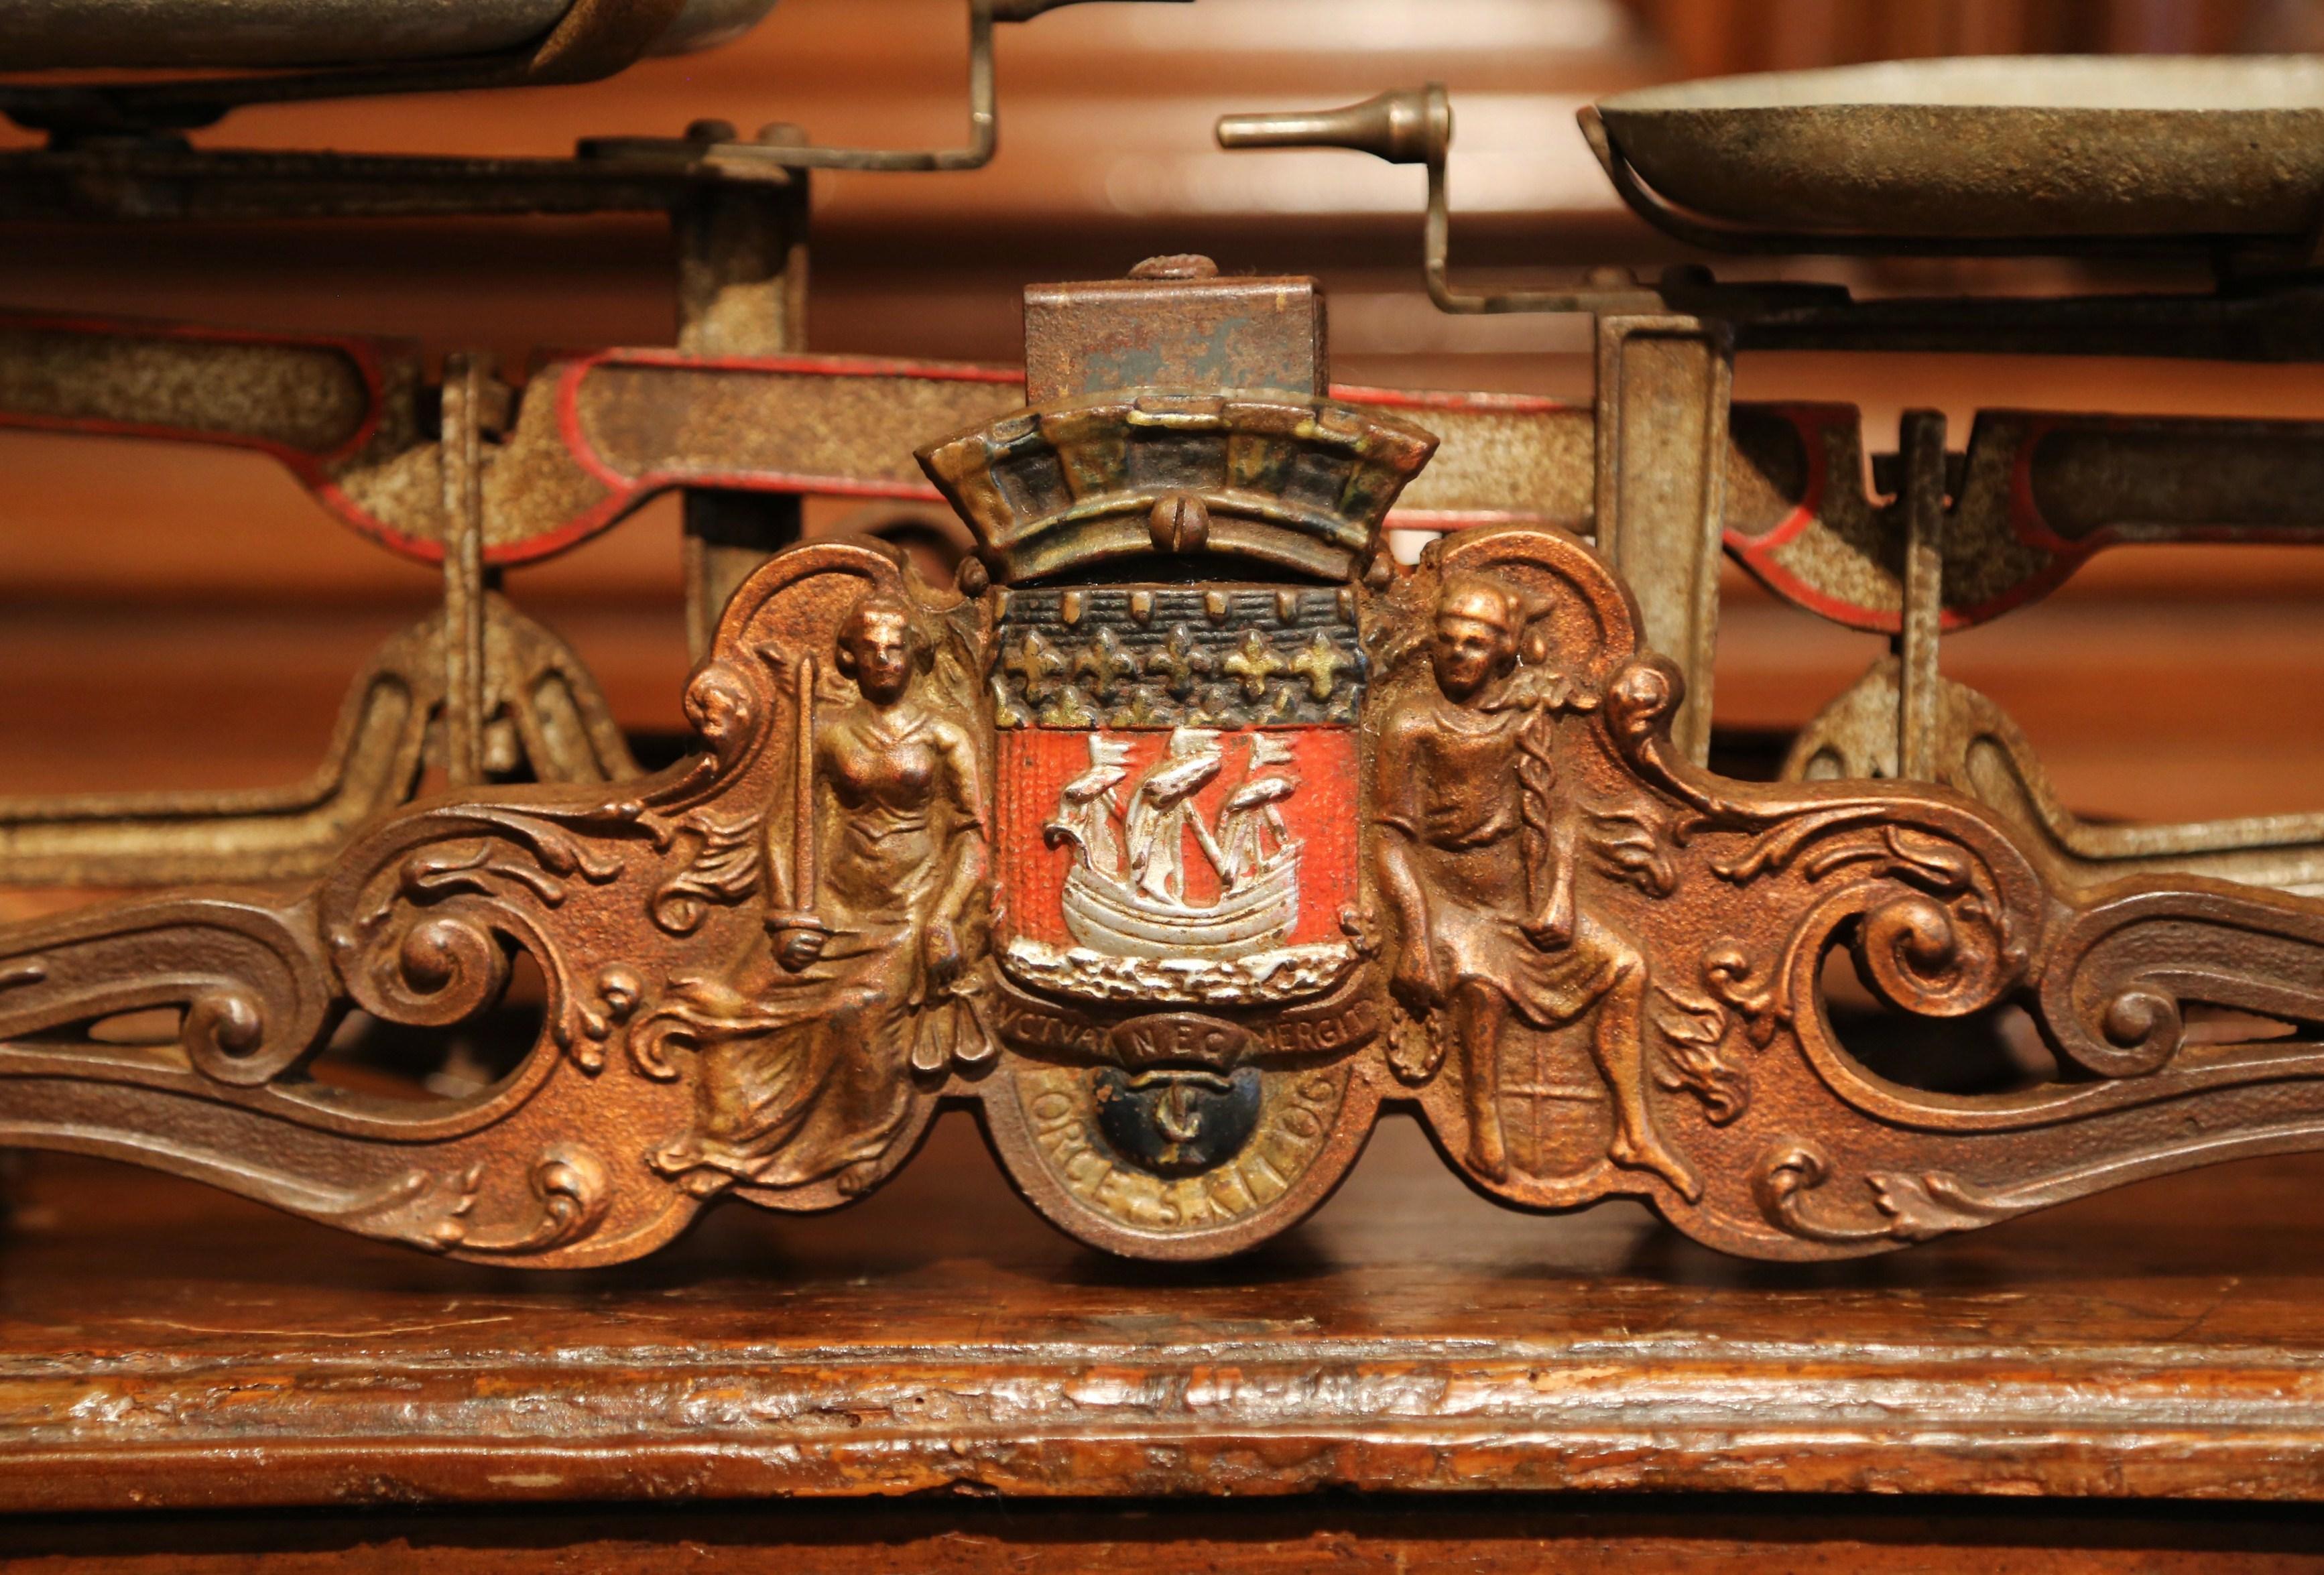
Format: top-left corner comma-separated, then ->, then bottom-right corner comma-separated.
2038,885 -> 2324,1080
0,539 -> 975,1263
0,895 -> 334,1087
417,1146 -> 612,1255
650,810 -> 765,937
322,802 -> 648,1078
1650,940 -> 1790,1123
1753,1141 -> 2033,1246
13,263 -> 2324,1270
9,504 -> 2324,1267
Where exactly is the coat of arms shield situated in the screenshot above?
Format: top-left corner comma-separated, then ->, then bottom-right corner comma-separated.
989,582 -> 1363,1007
914,263 -> 1438,1254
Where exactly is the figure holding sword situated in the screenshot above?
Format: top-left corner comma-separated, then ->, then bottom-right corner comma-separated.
648,586 -> 991,1196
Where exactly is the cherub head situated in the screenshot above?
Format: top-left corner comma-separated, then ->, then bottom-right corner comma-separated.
835,590 -> 926,707
1429,571 -> 1526,702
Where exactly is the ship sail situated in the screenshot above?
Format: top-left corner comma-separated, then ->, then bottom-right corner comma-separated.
1042,735 -> 1131,879
1048,729 -> 1302,960
1213,733 -> 1299,887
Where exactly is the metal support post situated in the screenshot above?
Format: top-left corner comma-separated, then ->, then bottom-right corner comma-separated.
1592,314 -> 1734,765
675,126 -> 810,660
1895,409 -> 1949,782
440,350 -> 491,787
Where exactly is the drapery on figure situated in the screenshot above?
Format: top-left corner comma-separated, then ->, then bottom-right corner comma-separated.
646,588 -> 991,1196
1372,572 -> 1699,1200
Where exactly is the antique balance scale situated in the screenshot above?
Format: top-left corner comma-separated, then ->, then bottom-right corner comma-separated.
5,15 -> 2324,1264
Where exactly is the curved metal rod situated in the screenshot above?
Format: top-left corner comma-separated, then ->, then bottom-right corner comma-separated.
593,0 -> 1186,176
1218,84 -> 1657,318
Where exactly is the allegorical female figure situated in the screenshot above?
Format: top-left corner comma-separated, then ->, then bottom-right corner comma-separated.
646,588 -> 990,1196
1372,571 -> 1698,1200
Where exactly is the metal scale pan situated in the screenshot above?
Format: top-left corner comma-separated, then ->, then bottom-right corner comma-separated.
0,0 -> 786,129
0,0 -> 778,70
1587,54 -> 2324,255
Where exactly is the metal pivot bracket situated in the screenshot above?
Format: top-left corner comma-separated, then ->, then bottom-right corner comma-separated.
0,348 -> 635,887
0,594 -> 638,888
1217,85 -> 1664,318
580,0 -> 1190,176
1216,86 -> 1731,764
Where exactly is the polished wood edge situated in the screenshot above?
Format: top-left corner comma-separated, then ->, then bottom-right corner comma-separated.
5,1344 -> 2324,1511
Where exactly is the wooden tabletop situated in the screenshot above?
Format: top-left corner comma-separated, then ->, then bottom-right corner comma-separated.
8,1103 -> 2324,1516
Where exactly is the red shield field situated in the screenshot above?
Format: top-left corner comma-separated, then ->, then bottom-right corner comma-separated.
999,726 -> 1355,934
987,583 -> 1365,1005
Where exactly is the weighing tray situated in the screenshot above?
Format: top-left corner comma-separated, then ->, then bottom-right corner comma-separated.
0,0 -> 775,71
1595,55 -> 2324,248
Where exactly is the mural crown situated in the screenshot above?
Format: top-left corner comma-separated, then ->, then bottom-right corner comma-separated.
916,256 -> 1437,585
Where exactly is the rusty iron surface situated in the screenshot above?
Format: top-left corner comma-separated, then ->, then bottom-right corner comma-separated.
1766,406 -> 2324,898
0,314 -> 1590,566
1024,258 -> 1323,403
40,307 -> 2323,631
1594,57 -> 2324,251
0,309 -> 1589,891
1724,404 -> 2324,635
1786,657 -> 2324,897
1590,312 -> 1731,765
0,594 -> 637,887
671,160 -> 810,660
13,304 -> 2324,892
10,263 -> 2324,1275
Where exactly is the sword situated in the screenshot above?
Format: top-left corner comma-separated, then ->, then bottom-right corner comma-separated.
768,649 -> 832,950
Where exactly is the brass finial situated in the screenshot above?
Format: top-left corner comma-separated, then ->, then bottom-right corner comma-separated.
1215,85 -> 1449,166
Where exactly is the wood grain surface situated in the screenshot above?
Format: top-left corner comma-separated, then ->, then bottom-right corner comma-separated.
9,1110 -> 2324,1513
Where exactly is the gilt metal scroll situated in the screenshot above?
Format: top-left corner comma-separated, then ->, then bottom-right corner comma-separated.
8,261 -> 2324,1265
